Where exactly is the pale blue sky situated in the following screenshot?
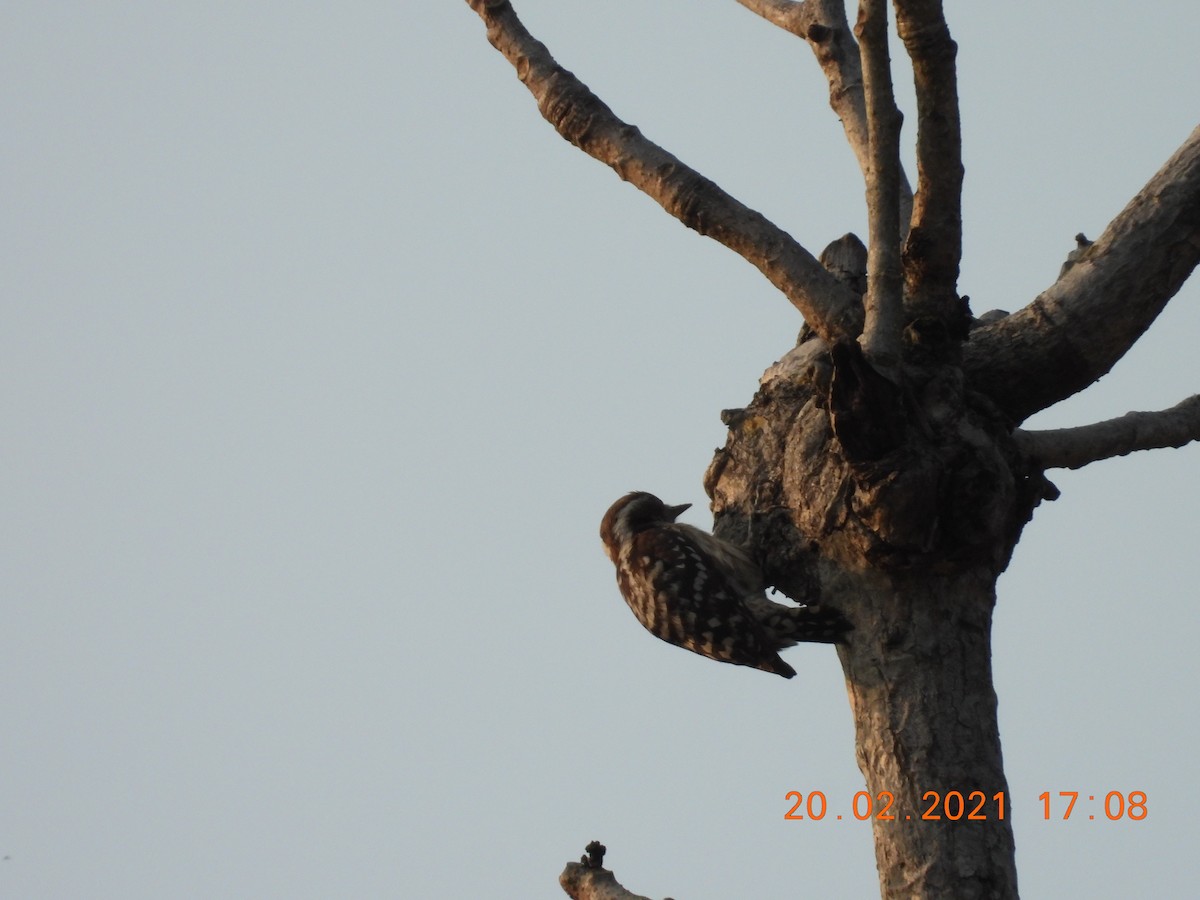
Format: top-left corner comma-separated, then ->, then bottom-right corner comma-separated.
3,2 -> 1198,897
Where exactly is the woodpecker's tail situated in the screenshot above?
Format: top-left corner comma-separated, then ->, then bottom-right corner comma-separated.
753,601 -> 852,647
757,655 -> 797,679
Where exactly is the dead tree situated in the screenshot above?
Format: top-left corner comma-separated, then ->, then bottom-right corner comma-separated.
466,1 -> 1200,896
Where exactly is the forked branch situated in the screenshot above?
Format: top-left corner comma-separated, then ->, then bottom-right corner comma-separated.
893,0 -> 963,309
1015,395 -> 1200,470
855,0 -> 905,366
737,0 -> 914,236
467,0 -> 862,343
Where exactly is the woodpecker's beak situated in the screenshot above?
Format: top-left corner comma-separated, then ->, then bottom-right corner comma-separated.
666,502 -> 691,521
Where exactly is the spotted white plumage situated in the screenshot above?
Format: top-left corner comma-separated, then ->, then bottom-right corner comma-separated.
599,491 -> 849,678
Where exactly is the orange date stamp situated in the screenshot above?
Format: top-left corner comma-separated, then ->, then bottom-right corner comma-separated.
784,790 -> 1007,822
784,790 -> 1148,822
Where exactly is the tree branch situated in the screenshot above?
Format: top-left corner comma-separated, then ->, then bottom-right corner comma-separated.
467,0 -> 862,343
855,0 -> 905,367
735,0 -> 805,32
893,0 -> 962,313
737,0 -> 914,237
965,125 -> 1200,423
1014,395 -> 1200,470
559,862 -> 653,900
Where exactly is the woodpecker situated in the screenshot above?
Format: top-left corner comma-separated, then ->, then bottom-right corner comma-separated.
600,492 -> 849,677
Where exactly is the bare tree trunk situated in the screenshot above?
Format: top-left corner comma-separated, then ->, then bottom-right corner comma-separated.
707,328 -> 1048,898
830,567 -> 1015,898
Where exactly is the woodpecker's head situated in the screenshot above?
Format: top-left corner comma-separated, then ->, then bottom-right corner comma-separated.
600,492 -> 691,561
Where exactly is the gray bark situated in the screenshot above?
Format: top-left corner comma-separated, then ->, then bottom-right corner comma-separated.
559,861 -> 652,900
964,125 -> 1200,423
737,0 -> 915,238
1016,395 -> 1200,470
856,0 -> 905,369
895,0 -> 964,322
832,569 -> 1014,899
707,329 -> 1040,897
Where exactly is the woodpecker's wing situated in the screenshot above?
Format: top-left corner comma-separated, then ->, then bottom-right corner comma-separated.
666,522 -> 766,595
622,527 -> 795,678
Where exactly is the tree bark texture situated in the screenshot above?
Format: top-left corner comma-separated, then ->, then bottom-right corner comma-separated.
707,330 -> 1049,898
855,0 -> 906,368
833,569 -> 1014,898
964,124 -> 1200,423
894,0 -> 964,320
1016,394 -> 1200,470
559,861 -> 652,900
